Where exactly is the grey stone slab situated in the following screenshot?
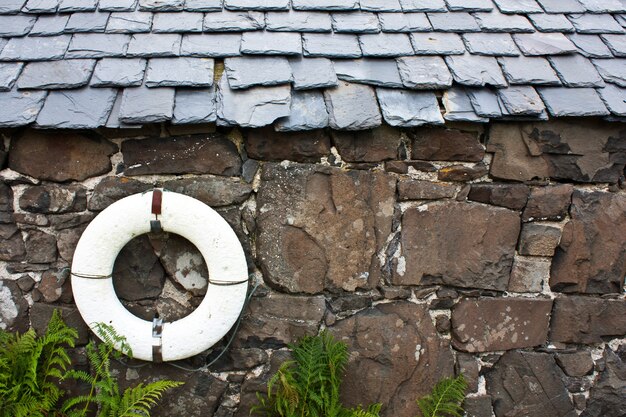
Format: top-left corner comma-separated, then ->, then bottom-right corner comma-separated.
225,0 -> 289,10
613,14 -> 626,28
105,90 -> 138,127
106,12 -> 152,33
323,80 -> 381,130
333,58 -> 403,87
497,86 -> 544,115
578,0 -> 626,13
119,85 -> 175,123
359,0 -> 402,12
0,15 -> 36,36
463,33 -> 520,56
204,11 -> 264,31
597,84 -> 626,115
396,56 -> 452,88
528,14 -> 575,32
331,12 -> 380,33
493,0 -> 543,14
288,57 -> 337,89
241,31 -> 302,55
399,0 -> 446,12
152,12 -> 203,32
467,88 -> 503,117
359,33 -> 413,57
513,32 -> 577,55
473,10 -> 535,33
91,57 -> 146,86
443,87 -> 488,122
0,35 -> 70,61
499,56 -> 561,85
66,34 -> 130,58
23,0 -> 59,13
302,33 -> 361,58
0,0 -> 27,14
568,33 -> 613,57
275,90 -> 328,131
17,59 -> 95,89
138,0 -> 183,11
427,12 -> 480,32
65,12 -> 110,32
536,0 -> 585,14
445,54 -> 507,87
378,12 -> 431,32
445,0 -> 492,12
225,56 -> 292,88
184,0 -> 221,11
30,15 -> 70,36
265,11 -> 332,32
172,87 -> 217,124
145,57 -> 214,87
410,32 -> 465,54
180,33 -> 241,57
217,75 -> 291,127
35,87 -> 117,128
126,33 -> 181,56
0,63 -> 23,91
548,54 -> 605,87
537,87 -> 609,116
98,0 -> 137,11
601,34 -> 626,56
376,88 -> 443,127
292,0 -> 358,11
59,0 -> 96,12
0,90 -> 47,126
592,58 -> 626,86
568,13 -> 625,34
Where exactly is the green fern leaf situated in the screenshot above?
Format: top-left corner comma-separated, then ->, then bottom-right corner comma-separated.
416,375 -> 467,417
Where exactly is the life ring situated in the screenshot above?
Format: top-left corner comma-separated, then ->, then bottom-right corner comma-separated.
71,189 -> 248,362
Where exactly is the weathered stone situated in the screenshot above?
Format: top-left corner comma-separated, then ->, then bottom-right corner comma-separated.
581,347 -> 626,417
523,184 -> 573,221
323,81 -> 382,130
19,185 -> 87,214
0,280 -> 28,332
9,131 -> 117,182
88,177 -> 152,211
518,223 -> 561,256
49,213 -> 95,230
37,268 -> 72,303
384,160 -> 436,174
162,177 -> 252,207
452,298 -> 552,352
435,314 -> 451,333
172,87 -> 217,124
463,396 -> 494,417
551,191 -> 626,294
394,202 -> 520,291
16,275 -> 36,292
245,128 -> 331,162
30,302 -> 89,345
122,134 -> 241,176
0,230 -> 25,261
410,128 -> 485,162
210,348 -> 269,372
328,294 -> 372,313
550,296 -> 626,344
118,86 -> 175,124
275,90 -> 329,131
397,180 -> 457,200
0,223 -> 18,239
288,57 -> 337,90
468,183 -> 529,210
456,353 -> 480,392
376,89 -> 444,127
257,163 -> 395,293
486,351 -> 576,417
331,125 -> 401,162
438,163 -> 489,182
556,352 -> 594,377
112,235 -> 165,301
508,255 -> 550,292
329,302 -> 454,417
24,230 -> 57,263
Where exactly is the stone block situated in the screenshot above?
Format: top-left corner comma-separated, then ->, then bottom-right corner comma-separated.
468,183 -> 529,210
88,177 -> 153,211
0,280 -> 29,332
331,125 -> 400,162
456,353 -> 480,392
582,347 -> 626,417
24,230 -> 57,264
508,255 -> 550,292
411,128 -> 484,162
19,185 -> 87,214
438,164 -> 488,182
463,396 -> 494,417
556,352 -> 594,377
397,180 -> 457,200
162,177 -> 253,207
245,127 -> 331,162
323,81 -> 381,130
518,223 -> 562,256
112,235 -> 165,301
37,268 -> 72,303
523,184 -> 573,221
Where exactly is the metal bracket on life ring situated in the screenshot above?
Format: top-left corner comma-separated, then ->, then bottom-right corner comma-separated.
70,189 -> 249,362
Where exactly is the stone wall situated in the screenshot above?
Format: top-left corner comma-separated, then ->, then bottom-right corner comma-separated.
0,119 -> 625,417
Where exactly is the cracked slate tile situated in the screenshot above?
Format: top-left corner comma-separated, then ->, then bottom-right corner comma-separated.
204,11 -> 265,31
172,87 -> 217,124
138,0 -> 183,11
592,58 -> 626,86
106,12 -> 152,33
23,0 -> 59,13
359,0 -> 402,12
126,33 -> 181,56
66,34 -> 130,58
548,54 -> 605,87
302,33 -> 361,58
597,84 -> 626,115
568,13 -> 625,34
225,56 -> 292,89
292,0 -> 359,11
601,34 -> 626,56
359,33 -> 413,57
427,12 -> 480,32
17,59 -> 95,89
30,15 -> 70,36
462,33 -> 520,56
181,33 -> 242,57
536,0 -> 585,14
91,57 -> 146,86
528,14 -> 575,32
498,56 -> 560,85
275,90 -> 329,131
0,15 -> 36,36
0,35 -> 71,61
396,56 -> 452,88
578,0 -> 626,14
225,0 -> 289,10
0,63 -> 23,91
288,57 -> 337,89
241,31 -> 302,55
467,88 -> 503,117
59,0 -> 97,12
493,0 -> 543,14
323,80 -> 381,130
473,10 -> 535,33
378,12 -> 431,32
0,90 -> 47,126
398,0 -> 446,12
35,87 -> 117,128
145,57 -> 214,87
98,0 -> 138,11
184,0 -> 222,11
376,88 -> 443,127
444,0 -> 492,12
105,90 -> 137,128
265,11 -> 332,32
513,32 -> 577,55
445,54 -> 507,87
152,12 -> 203,32
568,33 -> 613,57
538,87 -> 609,116
443,86 -> 488,122
333,58 -> 403,87
0,0 -> 28,14
119,85 -> 175,123
331,12 -> 380,33
410,32 -> 465,54
65,12 -> 110,32
497,86 -> 544,115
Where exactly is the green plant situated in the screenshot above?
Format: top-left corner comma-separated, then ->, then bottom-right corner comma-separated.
416,374 -> 467,417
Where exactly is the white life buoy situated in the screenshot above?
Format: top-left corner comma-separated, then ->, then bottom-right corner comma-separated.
71,189 -> 248,362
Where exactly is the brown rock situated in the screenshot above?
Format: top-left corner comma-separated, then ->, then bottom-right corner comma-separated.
16,275 -> 35,292
452,298 -> 552,352
0,223 -> 17,239
468,183 -> 530,210
435,314 -> 451,333
210,348 -> 268,372
0,182 -> 13,213
397,179 -> 457,200
122,134 -> 241,176
0,229 -> 25,261
518,223 -> 562,256
384,160 -> 436,174
456,353 -> 480,392
245,127 -> 331,162
550,191 -> 626,294
38,268 -> 73,303
49,212 -> 94,230
88,177 -> 152,211
162,177 -> 252,207
556,352 -> 594,377
57,225 -> 87,262
112,235 -> 165,301
379,286 -> 412,299
463,396 -> 494,417
393,201 -> 520,291
508,255 -> 550,292
12,213 -> 49,226
332,125 -> 401,162
24,229 -> 57,263
581,347 -> 626,417
549,296 -> 626,344
522,184 -> 573,221
329,302 -> 454,417
438,163 -> 488,182
151,233 -> 208,296
9,131 -> 117,182
30,303 -> 90,345
0,279 -> 29,332
19,185 -> 87,214
411,127 -> 484,162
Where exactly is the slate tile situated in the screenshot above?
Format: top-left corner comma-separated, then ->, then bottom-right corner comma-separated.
59,0 -> 97,12
569,14 -> 625,34
399,0 -> 446,12
0,15 -> 36,36
17,59 -> 95,89
23,0 -> 59,13
152,12 -> 203,32
473,10 -> 535,33
0,90 -> 47,126
0,63 -> 23,91
184,0 -> 222,11
292,0 -> 359,11
513,32 -> 577,55
225,56 -> 292,88
204,11 -> 264,31
443,86 -> 488,122
225,0 -> 289,10
577,0 -> 626,14
145,57 -> 214,87
378,12 -> 431,32
601,34 -> 626,56
427,12 -> 480,32
323,80 -> 381,130
396,56 -> 452,88
66,34 -> 130,58
359,0 -> 402,12
568,33 -> 613,57
445,54 -> 507,87
91,57 -> 146,86
288,57 -> 337,89
493,0 -> 543,14
106,12 -> 152,33
331,12 -> 380,33
119,85 -> 175,123
266,11 -> 332,32
548,55 -> 605,87
275,90 -> 329,131
444,0 -> 492,12
497,86 -> 544,115
0,0 -> 28,14
138,0 -> 183,11
463,33 -> 520,56
538,87 -> 609,116
597,84 -> 626,115
410,32 -> 465,54
35,87 -> 117,128
98,0 -> 137,11
241,31 -> 302,55
105,90 -> 138,127
0,35 -> 71,61
172,87 -> 217,124
536,0 -> 585,14
376,88 -> 443,126
65,12 -> 110,32
217,75 -> 291,127
0,39 -> 6,54
30,15 -> 70,36
302,33 -> 361,58
528,14 -> 575,32
592,58 -> 626,86
180,33 -> 241,57
615,14 -> 626,28
126,33 -> 181,56
498,56 -> 560,85
359,33 -> 413,57
333,59 -> 403,87
467,88 -> 502,117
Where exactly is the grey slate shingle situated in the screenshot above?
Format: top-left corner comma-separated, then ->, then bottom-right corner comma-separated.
473,10 -> 535,33
445,54 -> 507,87
172,87 -> 217,124
98,0 -> 137,12
23,0 -> 59,13
288,57 -> 337,89
184,0 -> 222,11
467,88 -> 502,117
568,14 -> 625,34
66,34 -> 131,58
410,32 -> 466,54
444,0 -> 492,12
0,15 -> 36,36
462,33 -> 520,56
398,0 -> 446,12
538,87 -> 609,116
17,59 -> 96,89
225,0 -> 289,10
577,0 -> 626,14
145,57 -> 214,87
0,0 -> 28,14
513,32 -> 577,55
126,33 -> 181,56
359,0 -> 402,12
331,12 -> 380,33
30,15 -> 70,36
119,85 -> 175,123
105,91 -> 136,128
225,56 -> 292,89
292,0 -> 359,11
592,58 -> 626,86
106,12 -> 152,33
241,31 -> 302,55
91,58 -> 146,86
203,11 -> 265,31
548,55 -> 605,87
359,33 -> 414,57
323,80 -> 381,130
443,87 -> 488,122
497,86 -> 545,115
302,33 -> 362,58
181,33 -> 242,57
396,56 -> 452,88
0,35 -> 71,61
536,0 -> 585,14
333,59 -> 403,88
427,12 -> 480,32
378,13 -> 431,32
568,33 -> 613,57
498,56 -> 561,85
0,90 -> 47,126
152,12 -> 203,32
597,84 -> 626,115
59,0 -> 97,12
35,87 -> 117,128
601,34 -> 626,56
275,90 -> 329,131
138,0 -> 183,11
493,0 -> 543,14
265,11 -> 332,32
376,88 -> 443,126
65,12 -> 110,33
528,14 -> 575,32
0,63 -> 24,91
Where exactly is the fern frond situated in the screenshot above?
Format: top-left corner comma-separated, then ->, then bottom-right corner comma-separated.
111,380 -> 184,417
416,375 -> 467,417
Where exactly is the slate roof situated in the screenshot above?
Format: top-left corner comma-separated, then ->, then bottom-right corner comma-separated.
0,0 -> 625,130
